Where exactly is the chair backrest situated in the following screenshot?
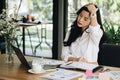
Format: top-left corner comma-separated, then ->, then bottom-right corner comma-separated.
98,44 -> 120,67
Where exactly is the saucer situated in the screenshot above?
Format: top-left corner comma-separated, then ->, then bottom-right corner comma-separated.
28,69 -> 45,74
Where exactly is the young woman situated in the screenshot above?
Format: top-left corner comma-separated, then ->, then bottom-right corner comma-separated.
61,3 -> 105,63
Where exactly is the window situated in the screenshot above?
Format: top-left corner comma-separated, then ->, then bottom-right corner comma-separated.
7,0 -> 53,58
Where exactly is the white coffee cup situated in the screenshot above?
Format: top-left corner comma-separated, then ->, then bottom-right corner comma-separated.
32,63 -> 43,73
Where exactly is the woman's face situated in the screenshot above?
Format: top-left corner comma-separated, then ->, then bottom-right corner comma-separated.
77,10 -> 91,31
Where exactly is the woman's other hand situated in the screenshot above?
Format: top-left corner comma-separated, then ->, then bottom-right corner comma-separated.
78,57 -> 88,63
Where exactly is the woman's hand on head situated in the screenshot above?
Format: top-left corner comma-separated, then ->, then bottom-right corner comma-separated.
85,3 -> 99,26
85,3 -> 98,14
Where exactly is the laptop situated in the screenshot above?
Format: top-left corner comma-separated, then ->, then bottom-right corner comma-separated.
11,45 -> 32,69
11,45 -> 62,70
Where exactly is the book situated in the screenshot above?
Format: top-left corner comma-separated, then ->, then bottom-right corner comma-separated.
60,61 -> 103,73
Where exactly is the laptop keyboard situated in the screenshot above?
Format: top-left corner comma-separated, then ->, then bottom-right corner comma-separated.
32,59 -> 64,65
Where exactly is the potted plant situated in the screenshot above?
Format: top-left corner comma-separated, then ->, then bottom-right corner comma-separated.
103,20 -> 120,45
0,9 -> 17,63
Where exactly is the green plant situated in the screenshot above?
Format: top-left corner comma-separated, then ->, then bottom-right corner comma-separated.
0,9 -> 17,40
103,20 -> 120,45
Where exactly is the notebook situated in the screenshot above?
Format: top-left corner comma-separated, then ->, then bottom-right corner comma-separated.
60,61 -> 103,73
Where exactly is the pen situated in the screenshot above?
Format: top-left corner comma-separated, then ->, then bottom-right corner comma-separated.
66,61 -> 73,65
100,68 -> 110,72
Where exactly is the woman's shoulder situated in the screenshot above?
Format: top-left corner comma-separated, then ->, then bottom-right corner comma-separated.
89,24 -> 100,28
87,24 -> 102,31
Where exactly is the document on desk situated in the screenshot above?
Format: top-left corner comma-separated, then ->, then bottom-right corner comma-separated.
33,59 -> 65,65
40,68 -> 84,80
60,61 -> 102,72
110,71 -> 120,80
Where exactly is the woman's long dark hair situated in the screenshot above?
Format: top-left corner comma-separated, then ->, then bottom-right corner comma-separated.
64,5 -> 106,46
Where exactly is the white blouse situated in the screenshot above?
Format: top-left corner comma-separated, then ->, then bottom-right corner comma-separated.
61,24 -> 103,62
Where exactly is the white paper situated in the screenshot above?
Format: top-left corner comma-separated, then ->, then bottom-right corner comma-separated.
40,68 -> 84,80
32,59 -> 65,65
110,71 -> 120,80
86,75 -> 98,80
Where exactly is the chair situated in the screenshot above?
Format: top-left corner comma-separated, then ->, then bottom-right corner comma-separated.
98,44 -> 120,67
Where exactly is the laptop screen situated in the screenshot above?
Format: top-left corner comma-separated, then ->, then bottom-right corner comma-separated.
11,45 -> 31,69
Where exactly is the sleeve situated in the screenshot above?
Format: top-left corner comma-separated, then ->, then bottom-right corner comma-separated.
88,24 -> 103,45
61,31 -> 74,61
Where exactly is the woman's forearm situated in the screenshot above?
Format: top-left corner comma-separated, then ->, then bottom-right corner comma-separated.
68,57 -> 79,61
90,14 -> 98,26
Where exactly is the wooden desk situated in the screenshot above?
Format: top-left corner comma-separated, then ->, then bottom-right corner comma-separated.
0,54 -> 120,80
0,54 -> 49,80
